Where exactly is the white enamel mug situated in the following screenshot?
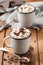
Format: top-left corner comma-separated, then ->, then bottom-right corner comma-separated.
6,4 -> 40,28
17,6 -> 40,27
3,31 -> 31,54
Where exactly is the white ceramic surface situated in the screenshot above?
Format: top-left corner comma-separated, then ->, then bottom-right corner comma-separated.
17,11 -> 35,27
3,32 -> 31,54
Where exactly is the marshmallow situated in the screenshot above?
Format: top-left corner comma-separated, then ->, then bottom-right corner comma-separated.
18,4 -> 35,13
10,28 -> 31,39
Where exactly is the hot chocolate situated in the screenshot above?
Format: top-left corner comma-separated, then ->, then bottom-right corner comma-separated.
10,28 -> 31,39
18,4 -> 35,13
3,28 -> 31,54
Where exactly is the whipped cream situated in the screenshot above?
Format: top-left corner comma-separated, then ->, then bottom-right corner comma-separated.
18,4 -> 35,13
10,28 -> 31,39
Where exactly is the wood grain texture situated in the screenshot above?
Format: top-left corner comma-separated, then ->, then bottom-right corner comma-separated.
29,29 -> 38,65
37,28 -> 43,65
0,30 -> 5,65
25,0 -> 43,2
25,0 -> 34,2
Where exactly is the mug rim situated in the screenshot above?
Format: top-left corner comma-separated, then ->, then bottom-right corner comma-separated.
10,32 -> 32,40
17,3 -> 36,14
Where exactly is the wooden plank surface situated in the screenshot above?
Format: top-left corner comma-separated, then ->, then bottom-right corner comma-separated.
25,0 -> 43,2
30,29 -> 38,65
37,29 -> 43,65
25,0 -> 33,2
0,30 -> 5,65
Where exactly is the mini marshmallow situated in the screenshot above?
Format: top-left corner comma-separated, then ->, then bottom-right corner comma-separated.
19,32 -> 24,38
18,4 -> 34,13
10,28 -> 31,39
24,32 -> 30,38
13,28 -> 20,34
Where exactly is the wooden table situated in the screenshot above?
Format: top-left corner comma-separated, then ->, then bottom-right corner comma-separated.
0,27 -> 43,65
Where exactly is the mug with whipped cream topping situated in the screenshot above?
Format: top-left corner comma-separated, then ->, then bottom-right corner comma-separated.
7,3 -> 40,28
17,4 -> 40,27
3,28 -> 31,54
6,3 -> 40,28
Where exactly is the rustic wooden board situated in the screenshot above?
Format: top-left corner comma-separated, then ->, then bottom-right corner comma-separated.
34,0 -> 43,1
0,30 -> 5,65
25,0 -> 43,2
37,29 -> 43,65
25,0 -> 34,2
5,28 -> 12,51
29,29 -> 38,65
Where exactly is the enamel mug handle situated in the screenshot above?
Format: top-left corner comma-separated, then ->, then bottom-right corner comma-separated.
35,8 -> 40,17
3,36 -> 12,48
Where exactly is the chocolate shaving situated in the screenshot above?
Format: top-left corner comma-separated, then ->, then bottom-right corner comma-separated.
14,28 -> 25,36
14,32 -> 19,36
